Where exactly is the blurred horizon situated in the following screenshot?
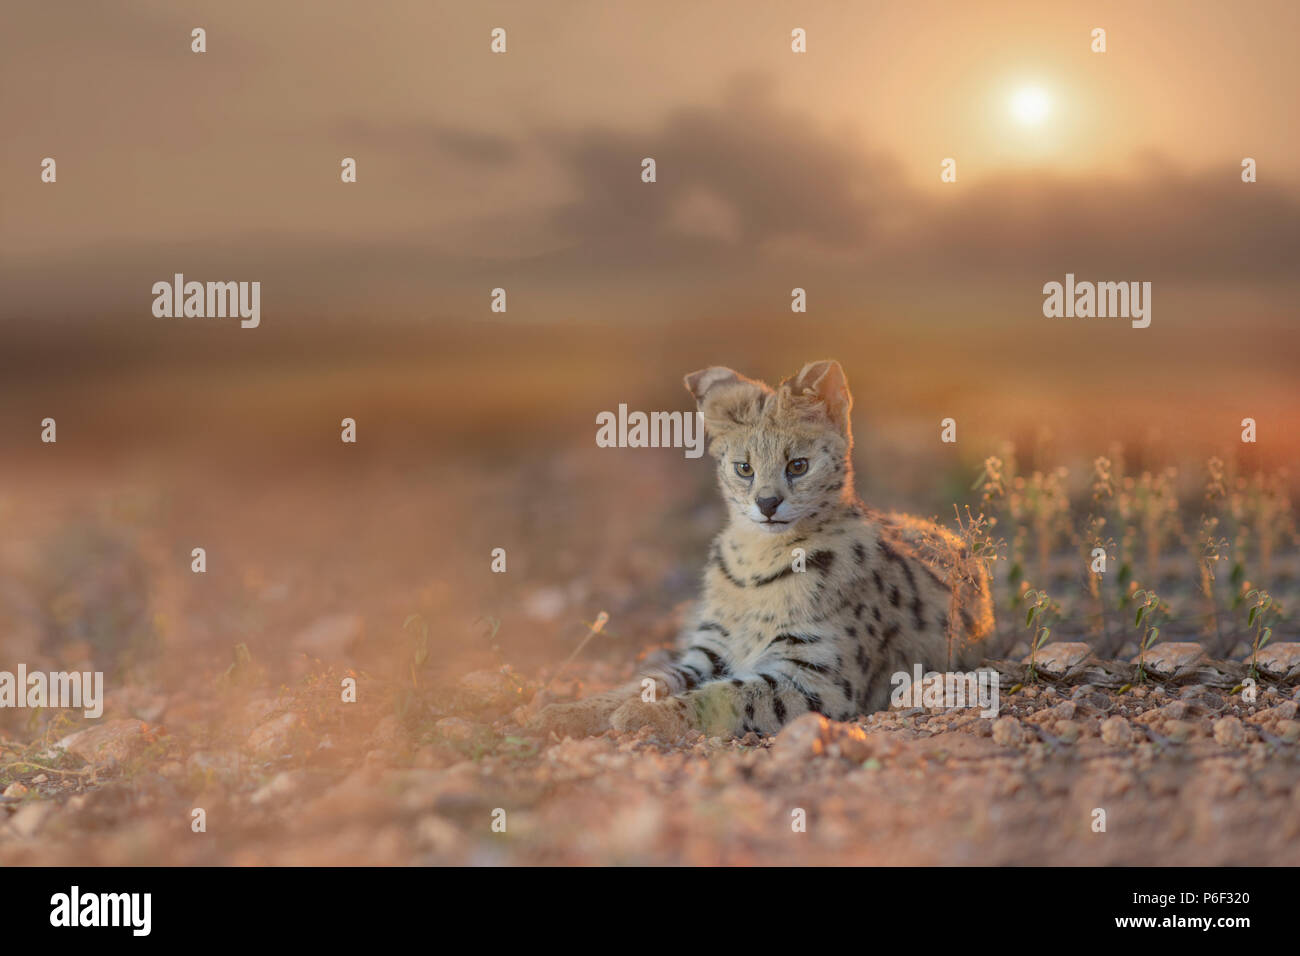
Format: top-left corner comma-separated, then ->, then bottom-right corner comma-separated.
3,0 -> 1298,473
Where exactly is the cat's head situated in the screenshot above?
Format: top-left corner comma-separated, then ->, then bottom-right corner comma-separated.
684,360 -> 855,535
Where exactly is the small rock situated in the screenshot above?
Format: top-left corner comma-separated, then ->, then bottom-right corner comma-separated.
992,717 -> 1025,747
1053,720 -> 1081,743
246,712 -> 301,757
1164,720 -> 1198,743
31,774 -> 48,784
1101,716 -> 1134,746
1026,642 -> 1094,676
1278,721 -> 1300,745
10,801 -> 51,838
771,713 -> 877,763
1260,700 -> 1298,722
1157,700 -> 1189,721
3,781 -> 28,798
52,719 -> 152,767
1133,642 -> 1206,676
1254,642 -> 1300,678
1213,716 -> 1246,748
830,724 -> 875,763
772,712 -> 832,759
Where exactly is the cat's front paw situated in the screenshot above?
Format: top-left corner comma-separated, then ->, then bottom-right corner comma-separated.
528,700 -> 614,739
610,698 -> 694,738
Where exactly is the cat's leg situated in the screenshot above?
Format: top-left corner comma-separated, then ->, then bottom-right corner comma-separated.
611,671 -> 821,738
529,642 -> 725,738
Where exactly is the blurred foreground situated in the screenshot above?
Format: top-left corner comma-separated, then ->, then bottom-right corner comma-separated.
1,357 -> 1297,862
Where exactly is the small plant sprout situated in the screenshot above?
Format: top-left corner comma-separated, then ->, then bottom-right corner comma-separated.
403,613 -> 430,688
1001,466 -> 1071,587
1230,473 -> 1292,580
1131,589 -> 1163,684
1081,513 -> 1115,648
547,611 -> 613,689
1244,589 -> 1274,681
971,455 -> 1007,506
1022,588 -> 1053,683
1195,515 -> 1229,645
1091,456 -> 1115,504
1203,456 -> 1227,504
947,504 -> 1002,669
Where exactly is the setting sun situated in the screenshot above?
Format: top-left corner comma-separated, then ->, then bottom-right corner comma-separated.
1010,85 -> 1051,124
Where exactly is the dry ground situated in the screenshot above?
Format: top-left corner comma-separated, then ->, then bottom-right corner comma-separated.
1,443 -> 1297,865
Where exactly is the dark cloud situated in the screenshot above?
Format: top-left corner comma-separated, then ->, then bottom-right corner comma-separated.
542,78 -> 906,250
910,167 -> 1300,281
531,83 -> 1300,282
336,119 -> 520,166
4,75 -> 1299,329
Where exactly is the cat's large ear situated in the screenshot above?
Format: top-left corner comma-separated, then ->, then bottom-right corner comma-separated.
779,359 -> 852,431
684,366 -> 770,434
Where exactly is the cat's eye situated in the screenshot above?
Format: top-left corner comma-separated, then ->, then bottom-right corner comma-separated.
734,462 -> 754,478
786,458 -> 809,477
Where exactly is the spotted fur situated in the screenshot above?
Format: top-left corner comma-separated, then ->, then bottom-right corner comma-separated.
532,360 -> 993,739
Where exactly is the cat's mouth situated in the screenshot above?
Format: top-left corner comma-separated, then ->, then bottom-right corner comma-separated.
753,517 -> 792,531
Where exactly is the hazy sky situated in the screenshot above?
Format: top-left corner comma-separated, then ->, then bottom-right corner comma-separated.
3,0 -> 1298,321
1,0 -> 1297,467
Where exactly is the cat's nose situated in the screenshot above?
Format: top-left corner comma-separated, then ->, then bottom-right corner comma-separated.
756,496 -> 783,518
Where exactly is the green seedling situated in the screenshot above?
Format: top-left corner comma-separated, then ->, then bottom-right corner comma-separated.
1244,589 -> 1275,681
1022,587 -> 1053,683
1132,589 -> 1162,684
